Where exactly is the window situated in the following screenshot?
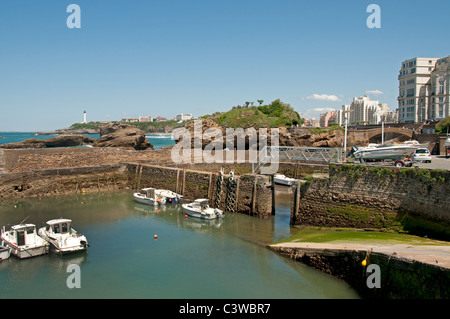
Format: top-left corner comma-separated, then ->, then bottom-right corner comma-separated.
26,227 -> 34,234
62,223 -> 68,233
53,224 -> 60,234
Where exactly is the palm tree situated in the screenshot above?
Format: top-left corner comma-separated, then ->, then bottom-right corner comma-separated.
257,100 -> 264,106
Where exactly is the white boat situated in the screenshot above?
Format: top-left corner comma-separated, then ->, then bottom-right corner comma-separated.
182,199 -> 224,220
0,243 -> 11,261
273,174 -> 296,186
1,224 -> 49,259
353,143 -> 419,161
38,219 -> 89,255
134,188 -> 167,206
156,189 -> 183,204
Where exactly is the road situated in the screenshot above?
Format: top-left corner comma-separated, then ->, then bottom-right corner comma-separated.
414,155 -> 450,170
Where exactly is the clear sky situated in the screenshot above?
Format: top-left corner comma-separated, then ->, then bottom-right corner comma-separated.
1,0 -> 449,131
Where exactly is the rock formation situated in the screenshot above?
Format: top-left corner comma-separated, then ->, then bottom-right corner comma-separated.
0,135 -> 95,149
175,119 -> 367,150
94,123 -> 153,150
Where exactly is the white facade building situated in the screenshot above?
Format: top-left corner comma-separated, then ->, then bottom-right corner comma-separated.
398,56 -> 450,122
342,96 -> 395,125
175,113 -> 193,122
139,116 -> 154,122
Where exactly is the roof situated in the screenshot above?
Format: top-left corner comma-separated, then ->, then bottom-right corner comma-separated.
46,219 -> 72,225
11,224 -> 35,230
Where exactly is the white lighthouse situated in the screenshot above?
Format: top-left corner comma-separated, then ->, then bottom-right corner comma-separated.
83,110 -> 87,124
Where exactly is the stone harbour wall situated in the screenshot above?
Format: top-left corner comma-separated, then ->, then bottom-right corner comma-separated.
271,245 -> 450,299
292,164 -> 450,238
0,164 -> 128,199
127,163 -> 273,218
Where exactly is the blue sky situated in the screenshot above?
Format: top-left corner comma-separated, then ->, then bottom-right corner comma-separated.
1,0 -> 449,131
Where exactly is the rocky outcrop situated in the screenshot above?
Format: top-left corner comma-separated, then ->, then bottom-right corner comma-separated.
176,120 -> 367,150
94,123 -> 153,150
0,135 -> 95,149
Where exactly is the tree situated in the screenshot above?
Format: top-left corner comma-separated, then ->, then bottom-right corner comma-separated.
436,116 -> 450,133
257,100 -> 264,105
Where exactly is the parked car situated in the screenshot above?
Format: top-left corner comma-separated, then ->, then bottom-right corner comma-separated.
412,148 -> 432,163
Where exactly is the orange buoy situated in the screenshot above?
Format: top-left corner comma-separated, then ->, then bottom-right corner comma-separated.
154,234 -> 158,240
185,214 -> 188,219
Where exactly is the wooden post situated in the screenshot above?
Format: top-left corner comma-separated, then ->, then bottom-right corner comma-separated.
207,173 -> 213,200
235,178 -> 240,214
294,182 -> 300,216
182,169 -> 186,196
271,174 -> 276,215
251,178 -> 257,215
176,169 -> 180,194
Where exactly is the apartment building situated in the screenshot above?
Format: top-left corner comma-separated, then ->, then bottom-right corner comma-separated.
398,56 -> 450,123
340,96 -> 395,126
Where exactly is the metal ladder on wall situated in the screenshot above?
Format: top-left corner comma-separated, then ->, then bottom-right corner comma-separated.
252,146 -> 342,174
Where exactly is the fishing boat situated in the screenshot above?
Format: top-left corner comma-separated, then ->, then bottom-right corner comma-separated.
182,199 -> 224,220
134,188 -> 167,206
38,219 -> 89,255
273,174 -> 296,186
1,224 -> 49,258
0,243 -> 11,261
156,189 -> 183,203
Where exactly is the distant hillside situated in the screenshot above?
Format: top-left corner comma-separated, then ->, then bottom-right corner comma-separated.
211,99 -> 303,128
68,120 -> 187,133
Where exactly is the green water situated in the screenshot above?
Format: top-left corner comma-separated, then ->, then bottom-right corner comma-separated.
0,189 -> 359,299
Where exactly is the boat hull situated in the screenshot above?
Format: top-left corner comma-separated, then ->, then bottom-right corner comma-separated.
134,193 -> 166,206
274,178 -> 294,186
38,230 -> 88,255
354,147 -> 415,160
2,240 -> 49,259
182,206 -> 223,220
0,246 -> 11,261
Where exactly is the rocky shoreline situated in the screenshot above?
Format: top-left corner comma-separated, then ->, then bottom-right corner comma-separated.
1,123 -> 154,151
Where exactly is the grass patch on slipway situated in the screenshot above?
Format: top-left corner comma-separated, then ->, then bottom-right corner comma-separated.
274,227 -> 450,246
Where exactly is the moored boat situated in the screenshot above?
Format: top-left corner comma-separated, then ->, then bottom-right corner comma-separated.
182,199 -> 224,220
273,174 -> 296,186
38,219 -> 89,255
156,189 -> 183,203
134,188 -> 167,206
0,243 -> 11,261
1,224 -> 49,259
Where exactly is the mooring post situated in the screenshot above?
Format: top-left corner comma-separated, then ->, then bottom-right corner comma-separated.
182,169 -> 186,196
251,178 -> 257,214
294,182 -> 300,216
271,174 -> 276,215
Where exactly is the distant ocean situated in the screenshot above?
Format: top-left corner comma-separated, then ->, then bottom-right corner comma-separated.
0,132 -> 175,150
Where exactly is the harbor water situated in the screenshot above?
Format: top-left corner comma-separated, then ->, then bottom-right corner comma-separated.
0,189 -> 360,299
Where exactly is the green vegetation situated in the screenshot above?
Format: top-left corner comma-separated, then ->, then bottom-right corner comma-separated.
214,99 -> 303,128
273,227 -> 450,246
435,116 -> 450,134
69,120 -> 187,132
306,123 -> 344,135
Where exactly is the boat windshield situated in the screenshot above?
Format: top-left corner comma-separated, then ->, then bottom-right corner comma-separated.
53,222 -> 70,234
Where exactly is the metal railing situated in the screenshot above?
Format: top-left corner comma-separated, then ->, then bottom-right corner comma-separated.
252,146 -> 342,174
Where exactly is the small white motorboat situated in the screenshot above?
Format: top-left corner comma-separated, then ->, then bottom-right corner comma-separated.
156,189 -> 183,204
0,242 -> 11,261
1,224 -> 49,259
38,219 -> 89,255
182,199 -> 224,220
134,188 -> 167,206
273,174 -> 296,186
